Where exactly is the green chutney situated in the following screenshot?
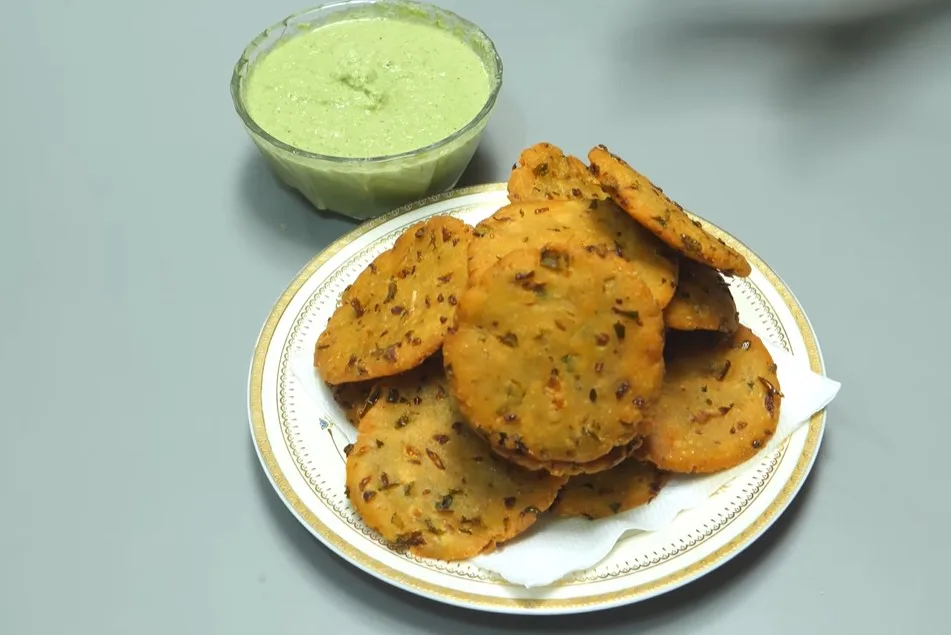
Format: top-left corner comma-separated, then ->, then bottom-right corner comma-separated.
245,17 -> 491,157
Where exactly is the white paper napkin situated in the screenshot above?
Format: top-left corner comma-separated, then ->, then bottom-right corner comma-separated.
291,327 -> 840,588
470,332 -> 840,586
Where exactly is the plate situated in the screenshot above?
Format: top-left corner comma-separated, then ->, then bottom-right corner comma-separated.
248,183 -> 827,614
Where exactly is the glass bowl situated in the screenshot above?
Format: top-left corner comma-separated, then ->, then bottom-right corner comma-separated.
230,0 -> 503,221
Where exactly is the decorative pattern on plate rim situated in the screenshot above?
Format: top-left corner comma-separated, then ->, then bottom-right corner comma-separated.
729,277 -> 790,352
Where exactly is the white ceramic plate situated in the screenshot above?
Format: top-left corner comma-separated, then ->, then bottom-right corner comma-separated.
248,183 -> 827,614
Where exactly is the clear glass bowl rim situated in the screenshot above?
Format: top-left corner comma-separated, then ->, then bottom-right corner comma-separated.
229,0 -> 504,165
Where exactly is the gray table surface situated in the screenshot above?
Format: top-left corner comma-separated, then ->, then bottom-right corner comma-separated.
2,0 -> 949,632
